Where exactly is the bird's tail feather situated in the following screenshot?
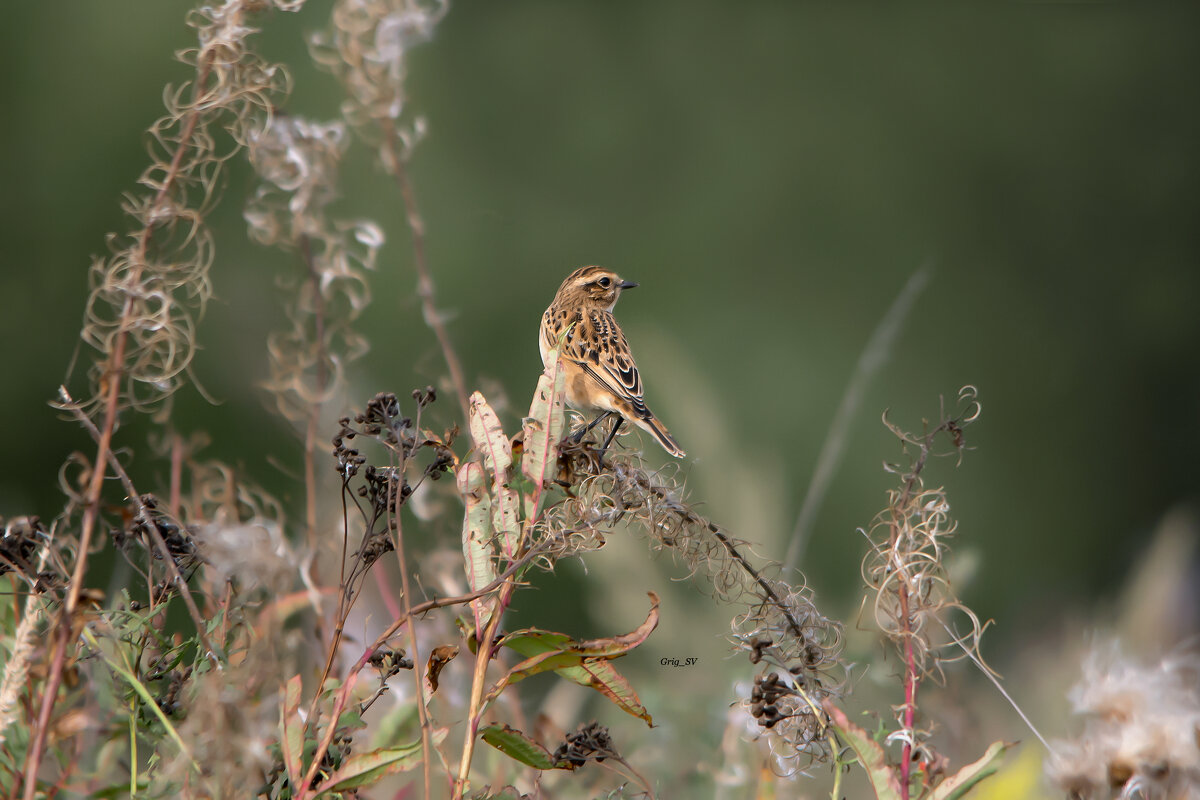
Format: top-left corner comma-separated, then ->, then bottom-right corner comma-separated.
636,414 -> 686,458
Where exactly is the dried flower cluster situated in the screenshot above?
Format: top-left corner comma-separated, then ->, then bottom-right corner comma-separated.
554,721 -> 619,770
309,0 -> 448,134
859,387 -> 987,748
0,516 -> 46,584
327,389 -> 456,637
118,494 -> 199,570
186,456 -> 294,595
75,0 -> 300,418
2,1 -> 1069,797
1048,644 -> 1200,800
12,5 -> 315,789
246,114 -> 384,423
309,0 -> 470,417
543,437 -> 845,772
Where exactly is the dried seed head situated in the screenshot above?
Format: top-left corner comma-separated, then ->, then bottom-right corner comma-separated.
553,721 -> 618,770
1048,643 -> 1200,799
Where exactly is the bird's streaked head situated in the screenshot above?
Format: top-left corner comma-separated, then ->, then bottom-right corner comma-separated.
555,265 -> 638,311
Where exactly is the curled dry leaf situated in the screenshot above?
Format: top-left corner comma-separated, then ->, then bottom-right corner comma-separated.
426,644 -> 459,694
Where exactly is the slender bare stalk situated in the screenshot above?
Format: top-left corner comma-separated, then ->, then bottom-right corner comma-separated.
376,418 -> 435,798
26,14 -> 277,779
786,267 -> 928,572
60,387 -> 223,662
392,510 -> 433,800
890,422 -> 937,800
889,418 -> 940,800
305,481 -> 356,726
24,310 -> 130,799
295,668 -> 360,800
294,549 -> 544,800
455,598 -> 507,799
939,618 -> 1051,751
382,120 -> 470,422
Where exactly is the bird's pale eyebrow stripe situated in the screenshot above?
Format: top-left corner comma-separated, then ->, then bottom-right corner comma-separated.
569,266 -> 606,283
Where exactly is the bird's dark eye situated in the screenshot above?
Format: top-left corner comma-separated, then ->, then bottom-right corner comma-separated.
597,277 -> 611,288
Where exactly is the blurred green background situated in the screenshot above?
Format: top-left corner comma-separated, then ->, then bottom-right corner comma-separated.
3,1 -> 1198,790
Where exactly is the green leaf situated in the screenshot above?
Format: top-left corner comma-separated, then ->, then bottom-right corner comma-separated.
457,459 -> 496,634
336,708 -> 366,734
565,591 -> 660,658
369,701 -> 419,750
496,628 -> 574,658
314,728 -> 447,793
499,650 -> 588,687
521,350 -> 567,522
468,391 -> 521,558
489,593 -> 659,723
81,628 -> 190,758
471,789 -> 528,800
495,629 -> 589,684
823,701 -> 902,800
497,591 -> 659,660
927,740 -> 1012,800
92,783 -> 149,799
480,724 -> 557,770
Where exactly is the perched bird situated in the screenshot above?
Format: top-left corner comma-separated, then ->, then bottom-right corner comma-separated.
539,266 -> 685,458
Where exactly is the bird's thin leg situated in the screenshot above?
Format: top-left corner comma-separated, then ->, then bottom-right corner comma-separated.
571,411 -> 613,443
596,416 -> 625,462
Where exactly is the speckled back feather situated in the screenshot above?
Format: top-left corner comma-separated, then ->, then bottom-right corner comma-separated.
539,266 -> 685,457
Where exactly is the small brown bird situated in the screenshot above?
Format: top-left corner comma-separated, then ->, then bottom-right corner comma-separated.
539,266 -> 685,458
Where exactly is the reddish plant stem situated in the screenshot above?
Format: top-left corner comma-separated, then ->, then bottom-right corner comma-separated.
296,668 -> 360,799
305,482 -> 354,728
887,418 -> 961,799
62,389 -> 221,662
306,401 -> 419,732
454,593 -> 508,800
23,318 -> 127,800
381,120 -> 470,423
453,435 -> 563,798
22,48 -> 217,798
392,511 -> 433,800
898,580 -> 918,800
293,549 -> 544,800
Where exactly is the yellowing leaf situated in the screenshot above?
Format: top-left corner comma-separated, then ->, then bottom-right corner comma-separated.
521,350 -> 567,523
468,391 -> 521,558
823,700 -> 902,800
563,657 -> 653,726
489,593 -> 659,723
457,459 -> 495,634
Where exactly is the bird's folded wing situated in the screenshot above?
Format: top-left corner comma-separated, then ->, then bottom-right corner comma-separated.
576,359 -> 652,420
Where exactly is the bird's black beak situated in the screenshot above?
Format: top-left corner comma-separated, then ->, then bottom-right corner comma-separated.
619,280 -> 639,290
